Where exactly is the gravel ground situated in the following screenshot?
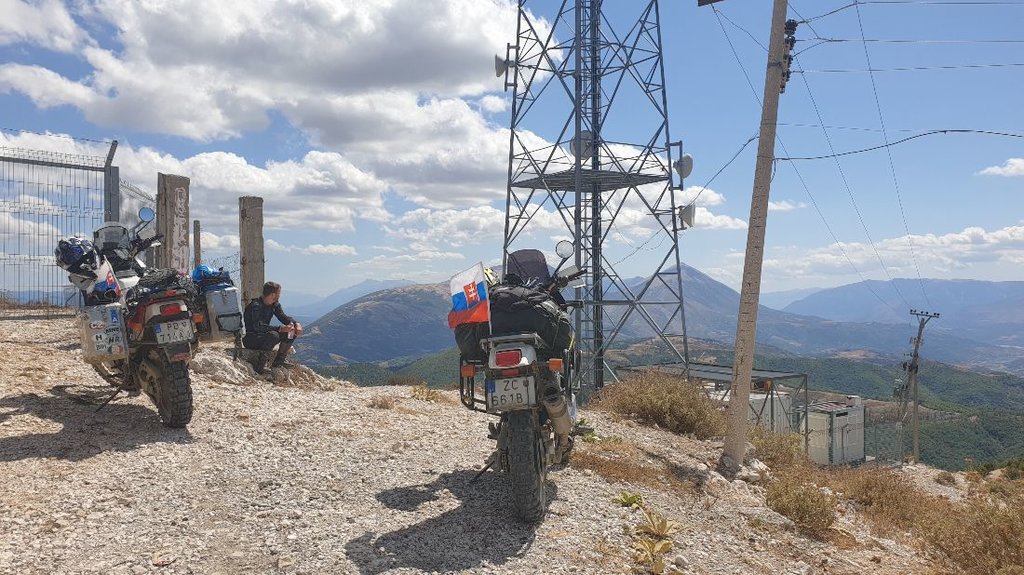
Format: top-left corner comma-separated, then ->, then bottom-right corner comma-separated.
0,319 -> 940,575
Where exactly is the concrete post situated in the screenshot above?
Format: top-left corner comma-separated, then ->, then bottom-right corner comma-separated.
193,220 -> 202,269
156,173 -> 190,274
239,196 -> 265,305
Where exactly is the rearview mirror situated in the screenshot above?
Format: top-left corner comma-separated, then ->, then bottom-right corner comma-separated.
555,240 -> 574,259
138,207 -> 155,223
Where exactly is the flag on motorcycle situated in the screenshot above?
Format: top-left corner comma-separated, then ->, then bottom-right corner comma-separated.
447,262 -> 491,329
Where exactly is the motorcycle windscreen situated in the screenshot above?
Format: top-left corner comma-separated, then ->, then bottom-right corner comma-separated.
506,249 -> 550,285
95,225 -> 131,252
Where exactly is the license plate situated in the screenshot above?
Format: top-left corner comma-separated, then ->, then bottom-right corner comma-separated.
485,376 -> 535,411
153,319 -> 193,344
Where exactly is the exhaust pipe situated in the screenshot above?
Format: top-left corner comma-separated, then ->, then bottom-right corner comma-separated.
543,390 -> 572,437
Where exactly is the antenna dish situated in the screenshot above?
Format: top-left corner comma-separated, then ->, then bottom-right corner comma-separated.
678,204 -> 695,230
494,55 -> 509,78
673,153 -> 693,181
569,130 -> 594,159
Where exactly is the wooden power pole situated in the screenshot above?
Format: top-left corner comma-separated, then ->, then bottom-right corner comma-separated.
718,0 -> 794,476
239,196 -> 265,304
908,309 -> 939,464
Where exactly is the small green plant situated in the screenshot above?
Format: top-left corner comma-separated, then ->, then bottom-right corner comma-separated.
612,490 -> 645,509
368,395 -> 396,410
632,537 -> 672,574
581,431 -> 599,443
635,508 -> 680,539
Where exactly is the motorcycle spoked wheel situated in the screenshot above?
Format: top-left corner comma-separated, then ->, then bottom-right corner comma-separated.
506,410 -> 548,523
139,350 -> 193,428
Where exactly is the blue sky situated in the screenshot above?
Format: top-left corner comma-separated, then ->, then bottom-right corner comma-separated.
1,0 -> 1021,301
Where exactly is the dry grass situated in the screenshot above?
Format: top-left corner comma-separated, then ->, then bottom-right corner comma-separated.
368,395 -> 396,410
570,439 -> 697,494
764,473 -> 837,537
749,427 -> 809,469
410,384 -> 451,403
755,425 -> 1024,574
591,370 -> 726,439
935,471 -> 956,486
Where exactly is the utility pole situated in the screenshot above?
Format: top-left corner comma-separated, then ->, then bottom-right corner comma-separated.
718,0 -> 795,476
907,309 -> 939,464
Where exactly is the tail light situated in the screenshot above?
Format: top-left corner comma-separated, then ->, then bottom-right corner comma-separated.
495,350 -> 522,367
460,364 -> 476,378
547,358 -> 563,372
160,303 -> 185,316
192,312 -> 205,325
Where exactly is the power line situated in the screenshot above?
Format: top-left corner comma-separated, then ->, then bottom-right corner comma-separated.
712,6 -> 905,316
852,1 -> 930,307
805,37 -> 1024,44
778,129 -> 1024,160
799,62 -> 1024,73
793,54 -> 912,309
800,1 -> 1024,24
685,134 -> 759,208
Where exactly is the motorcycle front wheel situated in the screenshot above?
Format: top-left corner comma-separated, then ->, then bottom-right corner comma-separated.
506,410 -> 547,522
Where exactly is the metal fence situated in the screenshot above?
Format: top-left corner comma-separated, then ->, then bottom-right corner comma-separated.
0,138 -> 154,318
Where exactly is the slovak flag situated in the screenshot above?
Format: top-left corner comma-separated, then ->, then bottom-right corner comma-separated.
447,262 -> 490,329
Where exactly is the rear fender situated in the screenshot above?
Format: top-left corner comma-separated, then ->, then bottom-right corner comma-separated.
162,342 -> 193,364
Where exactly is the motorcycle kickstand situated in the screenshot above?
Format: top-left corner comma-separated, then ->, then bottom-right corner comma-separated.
472,453 -> 497,482
96,381 -> 129,411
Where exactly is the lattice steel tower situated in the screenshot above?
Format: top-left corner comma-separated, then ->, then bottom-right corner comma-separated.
499,0 -> 690,391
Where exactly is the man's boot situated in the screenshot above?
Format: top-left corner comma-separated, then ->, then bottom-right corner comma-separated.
253,353 -> 268,375
271,339 -> 295,369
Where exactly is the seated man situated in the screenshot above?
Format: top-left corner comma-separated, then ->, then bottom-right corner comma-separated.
243,281 -> 303,374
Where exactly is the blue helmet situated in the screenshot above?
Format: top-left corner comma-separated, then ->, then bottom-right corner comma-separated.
55,236 -> 95,270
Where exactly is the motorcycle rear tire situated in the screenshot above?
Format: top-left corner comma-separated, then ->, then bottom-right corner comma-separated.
507,410 -> 547,522
154,357 -> 193,428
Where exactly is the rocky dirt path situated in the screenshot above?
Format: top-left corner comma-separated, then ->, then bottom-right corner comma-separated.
0,319 -> 937,575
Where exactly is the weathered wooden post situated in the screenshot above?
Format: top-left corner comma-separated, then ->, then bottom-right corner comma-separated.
193,220 -> 202,269
239,196 -> 265,305
156,173 -> 190,274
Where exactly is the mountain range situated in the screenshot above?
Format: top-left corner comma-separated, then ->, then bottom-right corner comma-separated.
295,266 -> 1024,376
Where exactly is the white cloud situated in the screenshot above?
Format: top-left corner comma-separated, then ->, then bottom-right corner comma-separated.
479,95 -> 509,113
267,240 -> 357,257
761,225 -> 1024,282
768,200 -> 807,212
0,0 -> 87,52
199,232 -> 240,251
0,130 -> 388,235
979,158 -> 1024,177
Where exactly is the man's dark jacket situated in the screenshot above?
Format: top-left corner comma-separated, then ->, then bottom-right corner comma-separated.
243,298 -> 295,335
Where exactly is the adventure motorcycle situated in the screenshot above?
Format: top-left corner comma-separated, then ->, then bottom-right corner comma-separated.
58,207 -> 198,428
457,241 -> 586,522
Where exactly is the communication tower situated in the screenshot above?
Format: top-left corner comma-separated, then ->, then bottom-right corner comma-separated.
498,0 -> 692,391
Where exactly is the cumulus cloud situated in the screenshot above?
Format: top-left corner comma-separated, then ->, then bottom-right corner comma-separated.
199,232 -> 240,251
768,200 -> 807,212
0,130 -> 388,235
0,0 -> 87,52
266,240 -> 357,257
979,158 -> 1024,177
760,225 -> 1024,282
